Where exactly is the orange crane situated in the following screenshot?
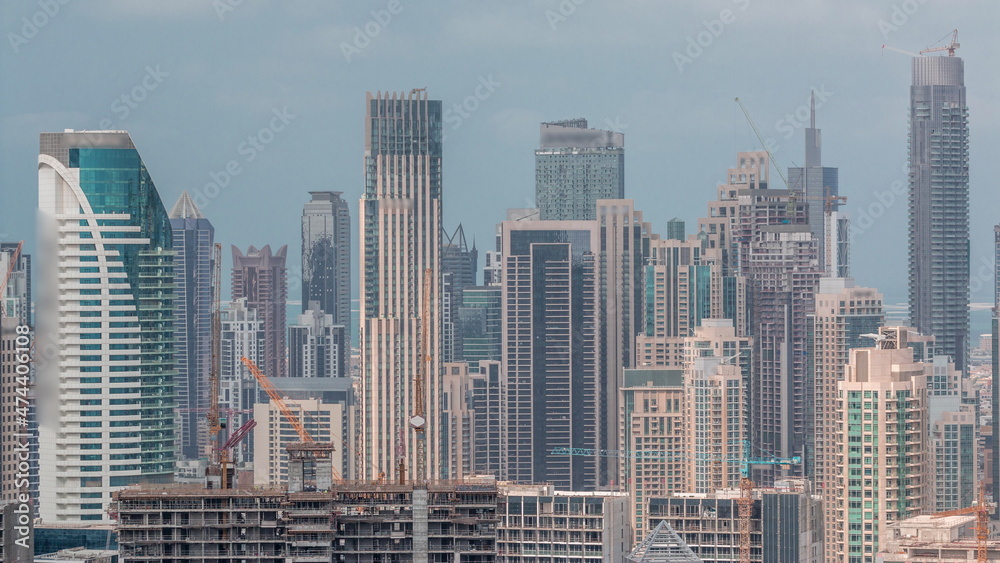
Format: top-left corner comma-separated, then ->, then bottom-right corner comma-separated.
931,481 -> 991,563
408,267 -> 433,482
241,356 -> 314,443
920,29 -> 959,56
0,241 -> 24,317
207,243 -> 223,467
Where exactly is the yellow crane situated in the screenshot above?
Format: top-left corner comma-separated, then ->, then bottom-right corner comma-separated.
920,29 -> 959,56
241,357 -> 314,443
931,481 -> 991,563
207,243 -> 223,474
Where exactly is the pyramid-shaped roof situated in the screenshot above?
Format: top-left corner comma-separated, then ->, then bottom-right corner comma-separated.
627,521 -> 702,563
169,190 -> 204,219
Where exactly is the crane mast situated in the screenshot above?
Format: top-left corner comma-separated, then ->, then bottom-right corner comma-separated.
207,243 -> 223,470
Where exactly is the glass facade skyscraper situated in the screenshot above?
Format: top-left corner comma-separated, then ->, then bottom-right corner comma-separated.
908,55 -> 970,372
301,191 -> 351,344
37,130 -> 175,523
169,191 -> 214,460
535,119 -> 624,221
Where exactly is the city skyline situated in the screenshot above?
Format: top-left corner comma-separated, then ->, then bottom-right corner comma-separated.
2,4 -> 998,310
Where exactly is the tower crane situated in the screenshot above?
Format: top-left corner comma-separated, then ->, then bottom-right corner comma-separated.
920,29 -> 959,56
206,243 -> 223,485
219,418 -> 256,489
930,481 -> 992,563
410,267 -> 433,482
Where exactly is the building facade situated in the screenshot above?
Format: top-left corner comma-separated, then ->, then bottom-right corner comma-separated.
37,130 -> 176,523
360,90 -> 443,481
0,245 -> 32,509
231,244 -> 287,379
169,190 -> 214,460
908,55 -> 970,373
301,191 -> 351,343
535,119 -> 625,221
287,304 -> 347,379
252,397 -> 346,485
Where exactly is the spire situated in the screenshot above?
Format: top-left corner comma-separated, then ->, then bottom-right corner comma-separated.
804,90 -> 821,168
810,90 -> 816,129
169,190 -> 205,219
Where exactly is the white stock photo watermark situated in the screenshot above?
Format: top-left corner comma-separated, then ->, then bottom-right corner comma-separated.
341,0 -> 404,63
673,0 -> 750,73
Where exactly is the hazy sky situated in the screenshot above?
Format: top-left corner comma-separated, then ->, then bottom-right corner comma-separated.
2,1 -> 998,308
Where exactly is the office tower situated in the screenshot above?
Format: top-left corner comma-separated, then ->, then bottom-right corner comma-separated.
619,368 -> 685,544
788,93 -> 845,276
535,119 -> 624,221
288,303 -> 347,378
360,90 -> 443,481
231,244 -> 287,379
683,319 -> 751,494
169,191 -> 214,460
908,54 -> 970,373
483,249 -> 502,286
499,217 -> 600,489
252,397 -> 345,485
497,483 -> 632,561
1,244 -> 31,507
37,130 -> 175,523
441,224 -> 477,363
809,278 -> 883,562
646,482 -> 823,563
456,286 -> 502,365
301,191 -> 351,343
830,327 -> 932,560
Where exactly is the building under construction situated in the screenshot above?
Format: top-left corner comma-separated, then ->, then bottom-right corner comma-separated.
113,465 -> 500,563
645,482 -> 822,563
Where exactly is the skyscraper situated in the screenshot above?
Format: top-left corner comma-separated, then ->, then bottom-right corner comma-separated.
788,93 -> 846,277
288,303 -> 347,379
169,190 -> 214,460
1,244 -> 31,508
360,90 -> 443,481
37,130 -> 175,523
499,217 -> 600,490
908,54 -> 970,372
535,119 -> 624,221
231,244 -> 288,379
809,278 -> 883,562
993,224 -> 1000,513
301,191 -> 351,343
441,224 -> 477,363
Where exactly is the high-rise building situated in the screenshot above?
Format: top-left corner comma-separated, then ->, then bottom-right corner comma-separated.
456,286 -> 502,365
499,217 -> 600,490
830,327 -> 933,560
908,54 -> 970,373
301,191 -> 351,343
169,191 -> 214,460
646,482 -> 823,563
497,483 -> 632,562
535,119 -> 624,221
360,90 -> 443,481
252,397 -> 345,485
231,244 -> 287,379
470,360 -> 503,477
287,303 -> 347,379
683,319 -> 750,494
1,244 -> 31,508
440,362 -> 476,480
441,224 -> 477,363
219,298 -> 265,463
37,130 -> 175,523
993,224 -> 1000,513
788,93 -> 846,277
808,278 -> 883,562
619,368 -> 685,544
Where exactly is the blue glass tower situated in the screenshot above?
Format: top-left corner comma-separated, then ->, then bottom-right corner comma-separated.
38,131 -> 175,523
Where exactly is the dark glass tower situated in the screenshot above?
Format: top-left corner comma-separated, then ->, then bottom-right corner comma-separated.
301,191 -> 351,344
169,191 -> 214,460
908,54 -> 970,372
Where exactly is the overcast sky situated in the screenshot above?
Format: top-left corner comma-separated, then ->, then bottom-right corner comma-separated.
2,0 -> 998,312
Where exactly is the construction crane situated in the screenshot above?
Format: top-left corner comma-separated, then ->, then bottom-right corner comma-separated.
207,243 -> 223,474
0,241 -> 24,317
734,97 -> 790,190
410,267 -> 433,482
920,29 -> 960,56
931,481 -> 992,563
219,418 -> 256,489
241,357 -> 314,443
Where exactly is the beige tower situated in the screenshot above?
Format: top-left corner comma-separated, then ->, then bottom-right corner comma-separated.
359,91 -> 442,481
